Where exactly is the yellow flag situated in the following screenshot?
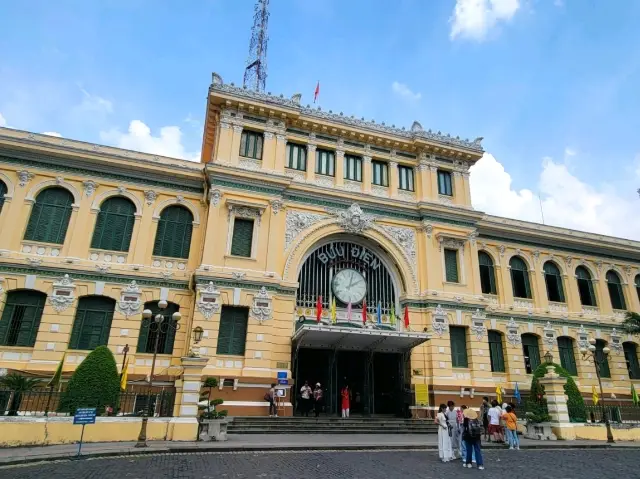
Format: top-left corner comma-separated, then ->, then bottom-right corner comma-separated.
592,385 -> 599,406
48,352 -> 66,389
331,298 -> 337,324
120,358 -> 129,391
496,385 -> 503,404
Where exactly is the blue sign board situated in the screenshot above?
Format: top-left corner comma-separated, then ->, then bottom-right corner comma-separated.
73,408 -> 97,425
277,371 -> 287,380
278,379 -> 289,385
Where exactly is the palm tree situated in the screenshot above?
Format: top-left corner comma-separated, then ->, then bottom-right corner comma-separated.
623,312 -> 640,335
0,373 -> 41,416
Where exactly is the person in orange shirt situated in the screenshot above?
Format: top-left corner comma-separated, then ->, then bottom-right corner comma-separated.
502,405 -> 520,450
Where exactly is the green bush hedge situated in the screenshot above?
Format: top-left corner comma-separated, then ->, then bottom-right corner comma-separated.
59,346 -> 120,415
527,362 -> 586,423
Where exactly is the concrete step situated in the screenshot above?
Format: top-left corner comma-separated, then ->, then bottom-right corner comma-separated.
226,428 -> 436,434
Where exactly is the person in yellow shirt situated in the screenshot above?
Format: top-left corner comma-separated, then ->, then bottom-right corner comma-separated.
502,405 -> 520,450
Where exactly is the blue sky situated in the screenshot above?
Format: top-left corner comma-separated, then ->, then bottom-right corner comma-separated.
1,0 -> 639,239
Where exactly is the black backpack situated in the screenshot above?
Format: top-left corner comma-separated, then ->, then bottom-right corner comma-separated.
469,418 -> 483,439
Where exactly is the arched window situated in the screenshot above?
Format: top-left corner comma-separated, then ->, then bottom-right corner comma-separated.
510,256 -> 531,299
543,261 -> 565,303
595,339 -> 611,378
479,252 -> 497,295
606,270 -> 626,310
136,301 -> 180,354
557,337 -> 577,376
69,296 -> 116,350
24,187 -> 74,244
575,266 -> 597,307
91,197 -> 136,252
0,290 -> 46,347
623,342 -> 640,380
635,275 -> 640,304
0,180 -> 7,214
488,330 -> 505,372
152,206 -> 193,259
522,333 -> 540,374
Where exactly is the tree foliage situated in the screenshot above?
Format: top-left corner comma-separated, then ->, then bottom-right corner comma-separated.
198,377 -> 228,420
526,362 -> 586,423
0,373 -> 41,416
623,311 -> 640,335
59,346 -> 120,415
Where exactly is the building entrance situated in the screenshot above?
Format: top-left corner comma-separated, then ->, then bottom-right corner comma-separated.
293,347 -> 408,417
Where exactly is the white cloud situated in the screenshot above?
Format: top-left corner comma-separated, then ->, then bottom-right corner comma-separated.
470,152 -> 640,240
42,131 -> 62,137
76,88 -> 113,115
450,0 -> 520,41
564,147 -> 576,157
100,120 -> 199,161
391,81 -> 422,101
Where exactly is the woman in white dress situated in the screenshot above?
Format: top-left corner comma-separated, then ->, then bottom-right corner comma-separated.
436,403 -> 454,463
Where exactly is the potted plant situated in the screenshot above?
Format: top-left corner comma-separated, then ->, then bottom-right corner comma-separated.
198,377 -> 229,441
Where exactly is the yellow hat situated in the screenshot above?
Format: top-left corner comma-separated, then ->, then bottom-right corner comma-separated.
463,408 -> 478,420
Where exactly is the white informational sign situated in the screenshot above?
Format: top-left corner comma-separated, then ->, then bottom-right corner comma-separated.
276,388 -> 286,397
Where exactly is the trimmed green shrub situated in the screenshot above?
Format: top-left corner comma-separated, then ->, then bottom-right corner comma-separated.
59,346 -> 120,415
198,377 -> 228,419
527,362 -> 586,423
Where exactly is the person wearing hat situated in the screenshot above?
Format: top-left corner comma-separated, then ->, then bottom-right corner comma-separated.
459,406 -> 476,464
462,407 -> 485,469
313,383 -> 324,418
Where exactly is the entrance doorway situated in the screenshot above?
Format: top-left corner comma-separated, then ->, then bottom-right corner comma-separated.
293,348 -> 407,417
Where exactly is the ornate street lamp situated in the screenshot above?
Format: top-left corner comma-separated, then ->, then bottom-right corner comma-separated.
135,300 -> 181,448
544,350 -> 554,365
192,326 -> 204,344
580,337 -> 614,444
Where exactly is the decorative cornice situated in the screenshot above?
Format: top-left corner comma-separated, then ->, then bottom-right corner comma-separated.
194,277 -> 297,295
209,81 -> 484,153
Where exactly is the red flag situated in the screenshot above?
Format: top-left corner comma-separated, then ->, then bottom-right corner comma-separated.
314,81 -> 320,103
362,299 -> 367,324
316,296 -> 323,323
403,306 -> 410,329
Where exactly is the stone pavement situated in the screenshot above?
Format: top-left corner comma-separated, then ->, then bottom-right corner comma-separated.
0,434 -> 637,467
2,449 -> 639,478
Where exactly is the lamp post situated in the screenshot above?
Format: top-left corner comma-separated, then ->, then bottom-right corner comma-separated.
544,350 -> 554,365
121,344 -> 130,375
580,337 -> 615,444
135,300 -> 181,448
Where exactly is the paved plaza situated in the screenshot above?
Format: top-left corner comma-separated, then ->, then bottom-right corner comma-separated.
1,449 -> 639,479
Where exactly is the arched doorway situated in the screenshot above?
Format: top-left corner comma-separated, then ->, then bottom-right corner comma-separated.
291,235 -> 425,418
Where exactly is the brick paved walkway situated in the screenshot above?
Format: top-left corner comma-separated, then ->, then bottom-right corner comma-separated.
1,449 -> 638,478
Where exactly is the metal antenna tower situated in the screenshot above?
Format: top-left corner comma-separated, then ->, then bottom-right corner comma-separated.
243,0 -> 269,92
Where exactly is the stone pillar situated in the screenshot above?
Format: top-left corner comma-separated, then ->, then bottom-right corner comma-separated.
416,159 -> 430,202
534,265 -> 550,312
389,160 -> 399,198
229,125 -> 243,166
452,171 -> 465,206
262,131 -> 277,170
171,356 -> 209,440
462,172 -> 472,207
305,144 -> 316,182
274,133 -> 287,172
335,148 -> 345,187
538,366 -> 576,440
363,155 -> 372,193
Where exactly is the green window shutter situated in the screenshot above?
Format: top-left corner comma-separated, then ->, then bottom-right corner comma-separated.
0,291 -> 46,347
69,296 -> 115,350
595,340 -> 611,378
606,271 -> 626,310
478,252 -> 497,294
137,301 -> 179,354
444,249 -> 459,283
624,343 -> 640,379
231,218 -> 254,257
522,334 -> 541,372
24,187 -> 74,244
0,180 -> 7,213
137,318 -> 151,353
91,197 -> 136,251
488,331 -> 505,372
153,206 -> 193,259
557,337 -> 577,376
437,170 -> 453,196
217,306 -> 248,356
450,326 -> 468,368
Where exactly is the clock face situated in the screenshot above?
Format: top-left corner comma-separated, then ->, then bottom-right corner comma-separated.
332,269 -> 367,305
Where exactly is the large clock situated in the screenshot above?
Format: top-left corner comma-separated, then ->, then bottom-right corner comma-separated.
332,269 -> 367,305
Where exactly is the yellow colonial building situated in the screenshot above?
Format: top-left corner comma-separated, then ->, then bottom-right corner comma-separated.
1,72 -> 640,422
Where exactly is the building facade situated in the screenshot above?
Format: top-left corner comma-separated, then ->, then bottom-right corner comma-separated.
1,73 -> 640,417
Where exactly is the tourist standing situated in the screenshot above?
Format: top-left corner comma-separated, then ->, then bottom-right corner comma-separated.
300,381 -> 312,417
462,408 -> 485,469
487,400 -> 504,443
341,384 -> 350,418
436,404 -> 454,463
459,405 -> 476,463
313,383 -> 323,418
480,396 -> 490,441
445,401 -> 459,458
267,383 -> 277,417
502,405 -> 520,449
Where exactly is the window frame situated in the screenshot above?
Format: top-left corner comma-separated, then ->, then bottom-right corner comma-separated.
315,148 -> 336,177
449,326 -> 468,368
0,180 -> 7,214
557,336 -> 578,376
68,296 -> 116,351
371,160 -> 389,187
343,154 -> 363,182
522,334 -> 541,374
0,290 -> 46,347
543,261 -> 566,303
576,266 -> 597,307
24,187 -> 74,245
286,142 -> 307,171
397,165 -> 415,191
606,270 -> 626,310
136,301 -> 180,355
595,339 -> 611,378
510,256 -> 532,299
230,217 -> 255,258
444,248 -> 459,283
488,330 -> 505,373
152,205 -> 194,259
90,196 -> 137,252
635,274 -> 640,304
239,130 -> 264,160
623,342 -> 640,380
216,306 -> 249,356
478,251 -> 497,295
437,170 -> 453,196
